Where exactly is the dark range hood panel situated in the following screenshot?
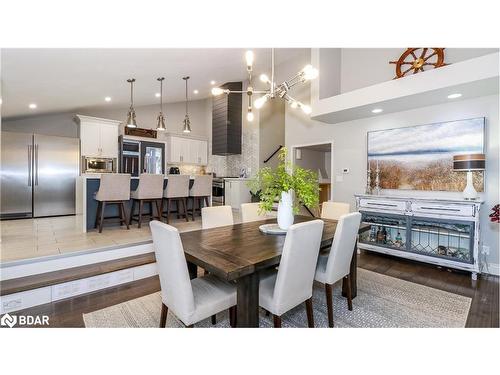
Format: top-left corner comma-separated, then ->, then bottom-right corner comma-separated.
212,81 -> 242,155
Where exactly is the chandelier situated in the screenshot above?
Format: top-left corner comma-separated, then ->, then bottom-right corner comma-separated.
211,48 -> 318,121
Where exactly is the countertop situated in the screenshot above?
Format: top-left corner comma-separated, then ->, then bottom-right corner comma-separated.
80,173 -> 197,180
223,177 -> 253,181
354,193 -> 484,204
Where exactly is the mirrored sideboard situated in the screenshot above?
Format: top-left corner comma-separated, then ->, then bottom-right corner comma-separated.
354,194 -> 483,280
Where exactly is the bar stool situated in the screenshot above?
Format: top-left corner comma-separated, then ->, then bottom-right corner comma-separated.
94,174 -> 131,233
129,173 -> 164,228
188,175 -> 213,221
161,175 -> 190,223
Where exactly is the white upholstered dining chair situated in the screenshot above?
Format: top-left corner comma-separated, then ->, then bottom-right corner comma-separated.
201,205 -> 234,229
259,219 -> 325,328
320,201 -> 350,221
240,202 -> 269,223
150,221 -> 237,328
314,212 -> 362,327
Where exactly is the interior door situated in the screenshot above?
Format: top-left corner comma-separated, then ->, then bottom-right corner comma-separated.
33,134 -> 79,217
0,131 -> 33,218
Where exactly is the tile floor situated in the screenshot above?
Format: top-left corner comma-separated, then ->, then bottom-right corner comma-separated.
0,211 -> 243,263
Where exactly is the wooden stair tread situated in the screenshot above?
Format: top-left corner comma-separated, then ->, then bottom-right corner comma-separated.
0,252 -> 156,296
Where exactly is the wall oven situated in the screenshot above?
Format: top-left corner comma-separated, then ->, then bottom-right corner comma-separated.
212,177 -> 225,205
82,157 -> 116,173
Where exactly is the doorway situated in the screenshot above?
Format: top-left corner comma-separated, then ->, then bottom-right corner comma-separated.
291,142 -> 333,216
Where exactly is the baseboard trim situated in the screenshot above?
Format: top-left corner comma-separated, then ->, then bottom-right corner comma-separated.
483,263 -> 499,276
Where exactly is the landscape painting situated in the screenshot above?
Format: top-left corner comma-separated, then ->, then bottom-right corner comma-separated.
367,118 -> 485,191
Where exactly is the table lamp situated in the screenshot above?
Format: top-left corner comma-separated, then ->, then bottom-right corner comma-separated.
453,154 -> 485,200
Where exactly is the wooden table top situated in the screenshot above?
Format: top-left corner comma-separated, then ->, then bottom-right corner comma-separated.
180,215 -> 369,282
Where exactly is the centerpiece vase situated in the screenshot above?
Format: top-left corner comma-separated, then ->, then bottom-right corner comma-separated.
277,190 -> 294,230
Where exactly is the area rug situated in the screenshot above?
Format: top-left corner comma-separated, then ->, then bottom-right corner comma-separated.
83,269 -> 471,328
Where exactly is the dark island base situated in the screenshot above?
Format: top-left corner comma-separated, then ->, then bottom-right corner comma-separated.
86,178 -> 201,230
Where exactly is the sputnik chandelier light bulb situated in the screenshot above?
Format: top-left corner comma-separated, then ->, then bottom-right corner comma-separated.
211,48 -> 319,121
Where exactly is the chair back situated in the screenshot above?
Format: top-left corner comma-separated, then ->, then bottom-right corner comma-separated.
190,175 -> 213,197
135,173 -> 164,199
320,201 -> 350,221
201,205 -> 234,229
240,202 -> 268,222
272,219 -> 324,315
96,173 -> 131,201
324,212 -> 362,284
164,175 -> 190,198
150,221 -> 195,320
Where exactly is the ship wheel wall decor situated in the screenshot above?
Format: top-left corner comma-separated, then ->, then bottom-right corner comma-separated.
390,48 -> 447,79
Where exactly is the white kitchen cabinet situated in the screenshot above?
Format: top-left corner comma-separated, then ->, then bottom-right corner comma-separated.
166,135 -> 208,165
167,136 -> 183,163
224,179 -> 251,210
196,139 -> 208,165
99,123 -> 119,157
76,115 -> 120,158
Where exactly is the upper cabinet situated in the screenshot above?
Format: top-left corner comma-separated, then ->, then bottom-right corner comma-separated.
166,135 -> 208,165
75,115 -> 120,158
212,82 -> 242,155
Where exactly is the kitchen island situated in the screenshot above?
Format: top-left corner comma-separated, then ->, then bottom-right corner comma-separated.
76,174 -> 207,232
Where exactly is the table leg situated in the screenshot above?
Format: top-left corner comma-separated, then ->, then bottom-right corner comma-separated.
236,273 -> 260,328
342,239 -> 358,299
187,261 -> 198,280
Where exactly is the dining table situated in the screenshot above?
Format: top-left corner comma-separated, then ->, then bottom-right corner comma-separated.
179,215 -> 370,327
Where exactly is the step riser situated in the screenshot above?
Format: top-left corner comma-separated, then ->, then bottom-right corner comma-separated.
1,242 -> 154,281
1,263 -> 158,314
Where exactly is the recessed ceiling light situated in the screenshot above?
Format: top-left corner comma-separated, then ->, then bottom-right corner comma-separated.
210,80 -> 216,85
155,93 -> 161,98
29,103 -> 37,109
372,108 -> 383,114
447,93 -> 462,99
193,89 -> 199,94
104,96 -> 111,102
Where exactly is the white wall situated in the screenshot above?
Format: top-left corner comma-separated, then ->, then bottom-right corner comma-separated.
2,112 -> 78,138
295,148 -> 329,179
286,93 -> 500,271
318,48 -> 499,97
259,99 -> 285,170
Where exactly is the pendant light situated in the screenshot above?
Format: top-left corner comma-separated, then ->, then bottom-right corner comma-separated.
125,78 -> 138,128
156,77 -> 166,131
182,76 -> 191,133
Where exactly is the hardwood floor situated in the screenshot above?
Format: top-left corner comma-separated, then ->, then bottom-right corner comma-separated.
5,251 -> 499,328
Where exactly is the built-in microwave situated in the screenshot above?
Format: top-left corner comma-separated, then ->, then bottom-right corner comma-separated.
82,156 -> 116,173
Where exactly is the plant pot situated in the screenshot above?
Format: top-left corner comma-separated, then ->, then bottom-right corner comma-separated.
277,190 -> 294,230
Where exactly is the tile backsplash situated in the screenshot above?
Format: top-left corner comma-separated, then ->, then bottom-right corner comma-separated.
167,164 -> 206,175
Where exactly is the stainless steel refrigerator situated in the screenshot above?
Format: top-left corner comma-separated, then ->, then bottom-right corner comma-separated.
1,131 -> 79,219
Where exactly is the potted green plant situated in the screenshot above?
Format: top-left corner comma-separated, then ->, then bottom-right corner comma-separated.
248,148 -> 320,230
